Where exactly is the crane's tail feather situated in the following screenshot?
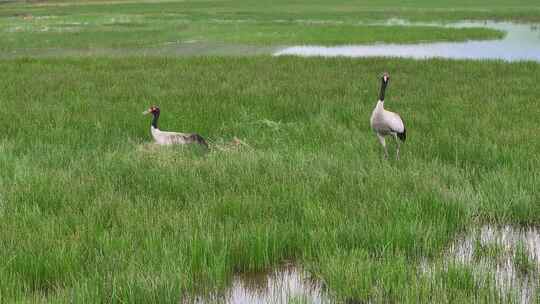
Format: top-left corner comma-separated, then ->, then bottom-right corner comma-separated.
397,128 -> 406,142
189,134 -> 209,150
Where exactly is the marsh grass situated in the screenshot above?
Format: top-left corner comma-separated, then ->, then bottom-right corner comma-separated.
514,241 -> 537,276
473,239 -> 505,263
2,0 -> 540,22
0,0 -> 515,54
0,17 -> 504,52
0,56 -> 538,302
0,3 -> 539,303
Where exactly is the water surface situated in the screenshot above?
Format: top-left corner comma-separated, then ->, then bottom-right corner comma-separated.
444,225 -> 540,303
275,21 -> 540,62
187,264 -> 330,304
185,225 -> 539,303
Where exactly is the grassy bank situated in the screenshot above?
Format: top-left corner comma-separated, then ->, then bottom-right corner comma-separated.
0,56 -> 538,302
2,0 -> 540,22
2,0 -> 532,54
0,18 -> 504,51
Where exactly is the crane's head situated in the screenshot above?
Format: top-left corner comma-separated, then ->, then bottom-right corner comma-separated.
143,105 -> 160,116
382,72 -> 390,84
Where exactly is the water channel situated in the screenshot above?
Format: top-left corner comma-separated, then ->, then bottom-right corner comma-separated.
275,20 -> 540,62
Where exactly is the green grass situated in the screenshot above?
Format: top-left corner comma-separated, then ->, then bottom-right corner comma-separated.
3,0 -> 540,22
513,241 -> 536,275
0,0 -> 525,54
473,239 -> 505,263
0,56 -> 539,303
0,18 -> 503,51
1,0 -> 539,303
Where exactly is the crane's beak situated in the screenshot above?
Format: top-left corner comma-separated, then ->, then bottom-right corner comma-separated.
142,109 -> 151,115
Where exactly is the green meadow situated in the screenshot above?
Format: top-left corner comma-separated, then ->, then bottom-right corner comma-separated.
0,0 -> 531,55
0,0 -> 539,303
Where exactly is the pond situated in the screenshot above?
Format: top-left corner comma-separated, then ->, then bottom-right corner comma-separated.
186,264 -> 331,304
275,20 -> 540,62
442,225 -> 540,303
186,225 -> 539,303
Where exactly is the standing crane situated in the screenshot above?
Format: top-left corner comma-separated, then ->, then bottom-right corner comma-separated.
370,73 -> 406,159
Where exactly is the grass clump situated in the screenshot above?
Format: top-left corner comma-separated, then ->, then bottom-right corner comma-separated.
287,295 -> 312,304
513,241 -> 536,275
437,264 -> 478,297
473,239 -> 505,263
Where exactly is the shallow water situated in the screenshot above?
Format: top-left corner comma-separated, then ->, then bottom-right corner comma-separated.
275,20 -> 540,62
187,265 -> 330,304
445,225 -> 540,303
185,225 -> 539,303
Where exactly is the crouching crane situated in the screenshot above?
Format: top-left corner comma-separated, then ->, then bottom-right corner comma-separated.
143,105 -> 208,149
370,73 -> 406,159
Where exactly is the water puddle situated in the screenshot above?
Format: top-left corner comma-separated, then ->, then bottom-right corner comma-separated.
181,225 -> 538,303
443,225 -> 540,303
186,264 -> 331,304
275,20 -> 540,62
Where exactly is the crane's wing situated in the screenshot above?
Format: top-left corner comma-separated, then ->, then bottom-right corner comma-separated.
386,111 -> 405,133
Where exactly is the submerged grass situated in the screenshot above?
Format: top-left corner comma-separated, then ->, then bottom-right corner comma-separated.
473,240 -> 505,263
0,56 -> 539,302
514,241 -> 537,275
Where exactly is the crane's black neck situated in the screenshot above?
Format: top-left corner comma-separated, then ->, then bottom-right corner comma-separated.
379,79 -> 388,101
151,112 -> 160,129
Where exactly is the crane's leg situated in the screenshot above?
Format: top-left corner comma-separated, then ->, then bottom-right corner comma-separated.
393,133 -> 400,160
377,133 -> 388,159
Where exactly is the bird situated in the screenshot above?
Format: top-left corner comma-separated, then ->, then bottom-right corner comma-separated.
370,73 -> 406,159
143,105 -> 208,149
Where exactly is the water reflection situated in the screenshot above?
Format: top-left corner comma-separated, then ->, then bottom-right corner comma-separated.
189,264 -> 331,304
186,225 -> 539,303
275,21 -> 540,62
446,225 -> 540,303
